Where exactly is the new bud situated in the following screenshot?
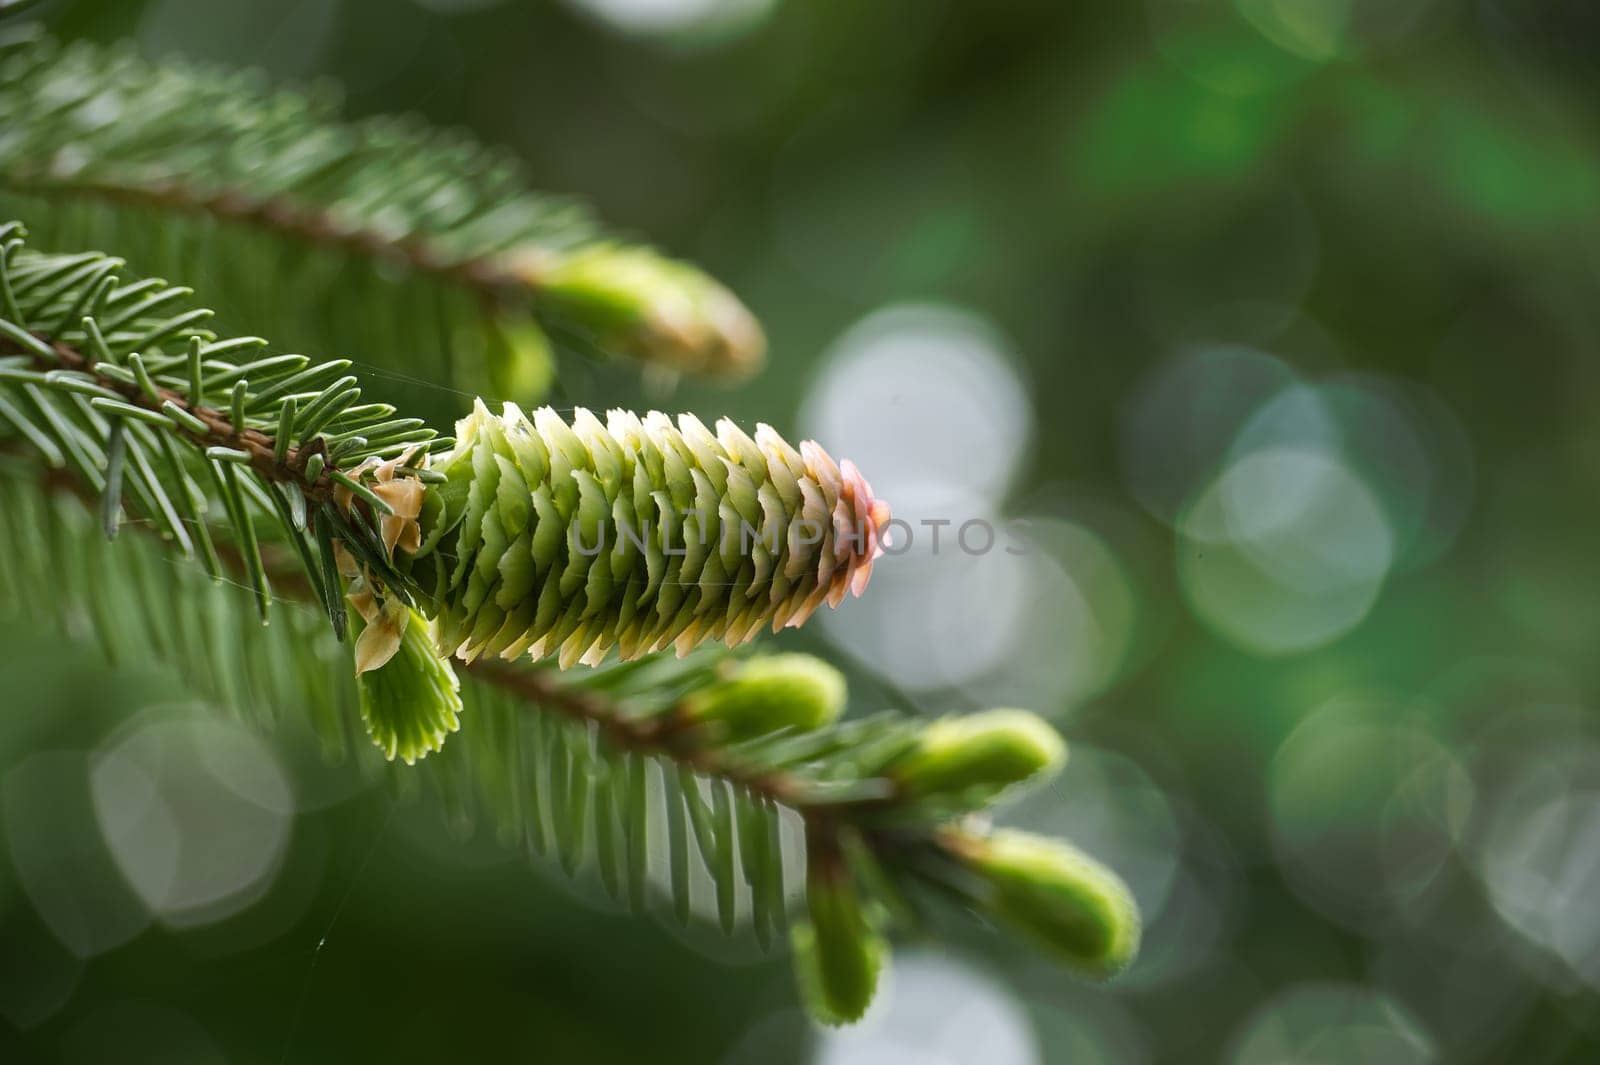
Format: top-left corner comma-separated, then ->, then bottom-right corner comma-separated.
680,654 -> 847,741
790,857 -> 887,1025
891,709 -> 1066,800
956,829 -> 1139,978
355,604 -> 464,765
510,243 -> 765,378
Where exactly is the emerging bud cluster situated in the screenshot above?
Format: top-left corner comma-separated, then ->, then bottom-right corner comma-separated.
354,604 -> 465,765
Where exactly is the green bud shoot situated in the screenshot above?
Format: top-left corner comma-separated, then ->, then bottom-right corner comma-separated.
891,708 -> 1066,800
481,307 -> 556,403
680,653 -> 848,741
791,856 -> 887,1025
956,829 -> 1139,978
512,243 -> 766,378
355,604 -> 464,765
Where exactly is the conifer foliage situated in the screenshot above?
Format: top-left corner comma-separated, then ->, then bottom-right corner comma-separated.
0,12 -> 1140,1025
0,25 -> 763,402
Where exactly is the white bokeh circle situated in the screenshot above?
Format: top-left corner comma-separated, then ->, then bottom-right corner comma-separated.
813,952 -> 1038,1065
91,717 -> 294,929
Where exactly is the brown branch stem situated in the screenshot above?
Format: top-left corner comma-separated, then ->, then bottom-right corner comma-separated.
4,330 -> 336,503
464,657 -> 815,812
8,177 -> 524,303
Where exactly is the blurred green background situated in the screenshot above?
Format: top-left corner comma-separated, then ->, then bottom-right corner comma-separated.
6,0 -> 1600,1061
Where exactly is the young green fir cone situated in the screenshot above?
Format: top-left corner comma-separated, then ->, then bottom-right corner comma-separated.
947,829 -> 1140,979
403,401 -> 892,669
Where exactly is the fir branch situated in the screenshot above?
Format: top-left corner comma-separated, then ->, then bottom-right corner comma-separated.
2,449 -> 1139,1023
0,220 -> 1140,1025
463,657 -> 861,813
12,326 -> 332,502
0,219 -> 447,627
0,27 -> 765,395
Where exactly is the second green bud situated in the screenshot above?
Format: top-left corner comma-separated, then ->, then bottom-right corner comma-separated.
679,654 -> 848,742
890,708 -> 1066,802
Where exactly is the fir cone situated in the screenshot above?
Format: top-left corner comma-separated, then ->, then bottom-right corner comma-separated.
408,401 -> 890,668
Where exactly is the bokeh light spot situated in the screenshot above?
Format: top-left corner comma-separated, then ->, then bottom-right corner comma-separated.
970,517 -> 1139,715
1235,0 -> 1351,61
802,304 -> 1031,515
92,718 -> 294,929
805,306 -> 1042,695
1269,699 -> 1471,929
1475,742 -> 1600,990
814,952 -> 1038,1065
3,751 -> 152,957
1232,376 -> 1474,571
1229,983 -> 1437,1065
562,0 -> 776,42
818,490 -> 1034,694
1179,447 -> 1394,655
1119,345 -> 1298,527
